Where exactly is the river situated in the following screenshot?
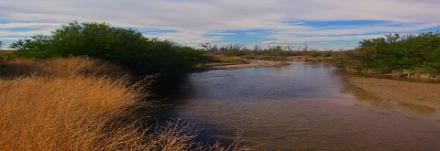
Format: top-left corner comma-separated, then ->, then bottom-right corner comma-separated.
166,63 -> 440,150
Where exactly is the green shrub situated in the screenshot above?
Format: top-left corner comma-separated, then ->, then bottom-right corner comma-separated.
262,46 -> 285,56
352,32 -> 440,74
11,22 -> 208,75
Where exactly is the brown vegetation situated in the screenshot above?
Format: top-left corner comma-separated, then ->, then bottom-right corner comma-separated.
210,60 -> 289,70
0,57 -> 147,150
0,57 -> 129,79
203,54 -> 289,70
0,75 -> 147,150
0,57 -> 246,151
0,50 -> 15,54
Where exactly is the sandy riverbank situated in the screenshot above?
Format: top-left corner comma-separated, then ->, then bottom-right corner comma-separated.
348,77 -> 440,112
208,60 -> 289,69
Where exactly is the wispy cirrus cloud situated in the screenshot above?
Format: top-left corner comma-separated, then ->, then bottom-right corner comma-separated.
0,0 -> 439,49
205,29 -> 274,45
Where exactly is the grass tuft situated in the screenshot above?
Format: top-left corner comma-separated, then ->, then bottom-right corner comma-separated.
0,57 -> 247,150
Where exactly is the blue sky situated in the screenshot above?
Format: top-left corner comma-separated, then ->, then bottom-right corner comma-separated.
1,0 -> 440,49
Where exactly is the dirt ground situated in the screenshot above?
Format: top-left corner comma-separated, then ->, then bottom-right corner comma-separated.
348,77 -> 440,109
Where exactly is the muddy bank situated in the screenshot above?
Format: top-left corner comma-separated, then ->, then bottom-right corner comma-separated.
207,60 -> 289,69
348,77 -> 440,116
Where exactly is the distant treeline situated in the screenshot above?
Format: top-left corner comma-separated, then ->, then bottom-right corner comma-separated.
200,43 -> 334,56
199,43 -> 348,62
4,21 -> 440,76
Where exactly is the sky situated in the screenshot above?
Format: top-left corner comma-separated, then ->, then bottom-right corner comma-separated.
0,0 -> 439,49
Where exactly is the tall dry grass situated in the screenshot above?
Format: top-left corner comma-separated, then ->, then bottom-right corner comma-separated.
0,76 -> 148,150
0,57 -> 248,151
0,58 -> 148,150
0,57 -> 129,79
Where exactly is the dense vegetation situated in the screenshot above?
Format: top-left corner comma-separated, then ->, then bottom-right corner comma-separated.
347,33 -> 440,76
201,43 -> 310,56
10,22 -> 210,75
201,43 -> 344,63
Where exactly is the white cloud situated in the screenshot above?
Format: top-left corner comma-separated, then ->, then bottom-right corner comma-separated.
0,0 -> 439,49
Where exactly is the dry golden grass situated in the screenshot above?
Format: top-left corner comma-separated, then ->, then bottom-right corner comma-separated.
0,50 -> 15,54
0,75 -> 149,151
207,55 -> 248,65
0,57 -> 248,151
0,57 -> 129,79
0,57 -> 145,151
146,120 -> 248,151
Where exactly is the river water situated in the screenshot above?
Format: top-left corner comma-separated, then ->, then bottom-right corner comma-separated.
167,63 -> 440,150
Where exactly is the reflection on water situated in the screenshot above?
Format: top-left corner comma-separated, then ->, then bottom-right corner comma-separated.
168,63 -> 440,150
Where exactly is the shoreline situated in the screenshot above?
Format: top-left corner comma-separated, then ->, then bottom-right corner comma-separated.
346,76 -> 440,115
344,68 -> 440,82
206,59 -> 290,70
208,57 -> 440,83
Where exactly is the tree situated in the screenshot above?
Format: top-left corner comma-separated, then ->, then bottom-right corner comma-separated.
12,22 -> 208,75
10,40 -> 25,49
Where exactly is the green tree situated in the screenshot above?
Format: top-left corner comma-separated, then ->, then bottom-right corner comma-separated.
13,22 -> 208,75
